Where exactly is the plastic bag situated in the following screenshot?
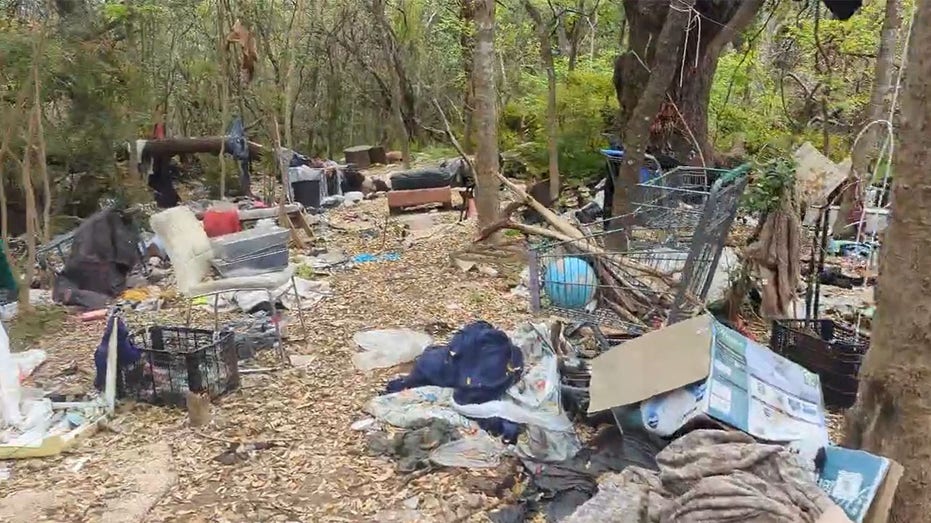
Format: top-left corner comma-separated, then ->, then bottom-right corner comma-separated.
0,322 -> 21,427
430,433 -> 506,469
13,350 -> 46,381
5,398 -> 53,446
352,329 -> 432,371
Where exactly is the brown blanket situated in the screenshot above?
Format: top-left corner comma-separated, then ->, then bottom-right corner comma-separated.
564,430 -> 836,523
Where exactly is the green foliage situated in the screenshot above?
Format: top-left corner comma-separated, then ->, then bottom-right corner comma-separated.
710,0 -> 913,162
0,0 -> 907,235
502,55 -> 616,182
743,157 -> 797,214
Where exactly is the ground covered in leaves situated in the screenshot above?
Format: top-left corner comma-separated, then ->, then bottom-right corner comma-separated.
1,198 -> 534,522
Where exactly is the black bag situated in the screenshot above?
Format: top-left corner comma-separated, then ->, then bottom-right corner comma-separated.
390,168 -> 455,191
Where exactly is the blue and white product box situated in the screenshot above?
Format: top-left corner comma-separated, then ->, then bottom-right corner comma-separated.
817,446 -> 893,523
589,315 -> 829,453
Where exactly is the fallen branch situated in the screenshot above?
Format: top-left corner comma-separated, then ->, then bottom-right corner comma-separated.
493,171 -> 583,240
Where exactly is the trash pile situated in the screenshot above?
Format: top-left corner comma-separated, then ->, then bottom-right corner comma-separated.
2,188 -> 337,459
342,146 -> 896,522
355,315 -> 901,523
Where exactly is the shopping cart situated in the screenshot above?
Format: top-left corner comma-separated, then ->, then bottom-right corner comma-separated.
529,163 -> 750,332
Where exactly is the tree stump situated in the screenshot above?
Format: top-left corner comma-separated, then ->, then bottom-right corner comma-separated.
186,391 -> 211,427
369,145 -> 387,165
344,145 -> 372,169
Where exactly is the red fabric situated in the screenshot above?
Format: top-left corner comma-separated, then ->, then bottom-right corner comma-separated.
152,122 -> 166,140
203,208 -> 242,238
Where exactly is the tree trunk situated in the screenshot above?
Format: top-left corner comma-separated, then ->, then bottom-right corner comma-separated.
522,0 -> 561,202
614,0 -> 763,163
217,2 -> 229,198
372,0 -> 412,168
19,107 -> 38,314
844,4 -> 931,521
460,0 -> 477,154
32,58 -> 51,243
609,0 -> 696,249
472,0 -> 500,233
833,0 -> 901,239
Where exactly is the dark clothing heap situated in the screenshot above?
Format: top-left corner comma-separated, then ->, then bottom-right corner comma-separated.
93,316 -> 142,391
490,425 -> 666,523
148,156 -> 181,208
52,209 -> 141,309
385,321 -> 525,443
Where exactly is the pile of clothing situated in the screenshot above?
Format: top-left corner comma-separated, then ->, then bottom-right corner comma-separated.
385,321 -> 524,442
52,209 -> 142,309
564,430 -> 838,523
367,321 -> 580,463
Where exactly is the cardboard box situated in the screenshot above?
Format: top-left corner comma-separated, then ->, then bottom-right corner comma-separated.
387,187 -> 452,211
589,315 -> 829,450
818,446 -> 904,523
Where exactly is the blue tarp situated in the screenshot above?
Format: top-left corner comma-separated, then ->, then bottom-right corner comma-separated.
385,321 -> 525,442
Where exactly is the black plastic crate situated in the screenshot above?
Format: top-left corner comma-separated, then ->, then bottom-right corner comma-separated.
770,319 -> 870,410
122,326 -> 240,408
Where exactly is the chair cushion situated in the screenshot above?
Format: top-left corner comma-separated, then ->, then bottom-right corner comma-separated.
150,207 -> 213,295
188,265 -> 295,297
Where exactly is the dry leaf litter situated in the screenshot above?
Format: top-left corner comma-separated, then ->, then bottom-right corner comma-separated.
0,194 -> 855,522
2,198 -> 531,523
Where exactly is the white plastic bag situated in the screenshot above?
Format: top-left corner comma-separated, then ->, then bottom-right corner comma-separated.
4,398 -> 54,446
13,349 -> 46,381
0,322 -> 22,427
352,329 -> 433,371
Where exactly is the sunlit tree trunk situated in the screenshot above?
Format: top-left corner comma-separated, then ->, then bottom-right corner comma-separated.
371,0 -> 412,168
472,0 -> 500,234
217,1 -> 229,198
19,107 -> 38,314
844,4 -> 931,521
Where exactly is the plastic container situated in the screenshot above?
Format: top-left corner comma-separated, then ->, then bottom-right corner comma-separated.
770,319 -> 870,409
292,180 -> 322,208
122,326 -> 239,408
210,226 -> 289,261
601,149 -> 658,184
211,247 -> 289,277
203,203 -> 242,238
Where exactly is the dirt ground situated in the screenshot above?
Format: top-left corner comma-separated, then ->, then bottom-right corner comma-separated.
1,198 -> 531,522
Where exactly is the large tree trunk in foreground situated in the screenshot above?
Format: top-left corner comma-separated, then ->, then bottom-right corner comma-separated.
844,3 -> 931,521
472,0 -> 500,233
609,0 -> 696,249
613,0 -> 763,163
832,0 -> 901,239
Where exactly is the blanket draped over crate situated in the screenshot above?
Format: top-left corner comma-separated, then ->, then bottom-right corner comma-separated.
564,430 -> 835,523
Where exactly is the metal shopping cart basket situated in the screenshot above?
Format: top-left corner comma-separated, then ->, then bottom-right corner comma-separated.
529,163 -> 750,333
